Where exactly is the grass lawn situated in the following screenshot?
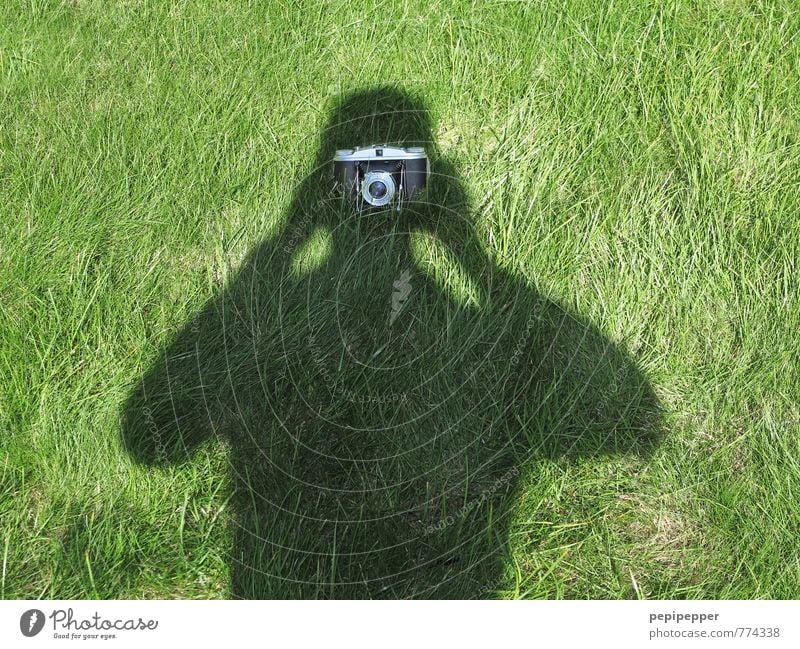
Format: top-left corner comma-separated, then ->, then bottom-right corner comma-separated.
1,0 -> 799,599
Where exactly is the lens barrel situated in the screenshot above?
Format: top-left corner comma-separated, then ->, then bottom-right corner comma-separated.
361,171 -> 396,207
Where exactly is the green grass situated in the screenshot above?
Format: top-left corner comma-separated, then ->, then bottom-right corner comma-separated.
1,0 -> 799,599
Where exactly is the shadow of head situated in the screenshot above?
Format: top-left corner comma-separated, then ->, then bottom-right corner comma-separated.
288,86 -> 465,233
318,86 -> 435,161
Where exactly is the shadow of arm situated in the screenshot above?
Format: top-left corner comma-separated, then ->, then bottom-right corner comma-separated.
120,301 -> 230,466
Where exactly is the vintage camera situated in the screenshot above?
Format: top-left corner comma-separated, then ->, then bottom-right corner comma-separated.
333,145 -> 428,210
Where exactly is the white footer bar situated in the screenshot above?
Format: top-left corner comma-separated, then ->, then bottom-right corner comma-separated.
2,600 -> 798,647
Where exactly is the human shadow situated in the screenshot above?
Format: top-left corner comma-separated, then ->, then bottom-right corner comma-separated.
121,87 -> 662,599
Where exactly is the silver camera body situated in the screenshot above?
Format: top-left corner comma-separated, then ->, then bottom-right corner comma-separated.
333,145 -> 429,211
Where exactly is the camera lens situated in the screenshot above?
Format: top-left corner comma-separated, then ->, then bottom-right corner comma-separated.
369,181 -> 388,199
361,171 -> 395,207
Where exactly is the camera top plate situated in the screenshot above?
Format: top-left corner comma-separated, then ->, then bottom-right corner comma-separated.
334,145 -> 427,162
